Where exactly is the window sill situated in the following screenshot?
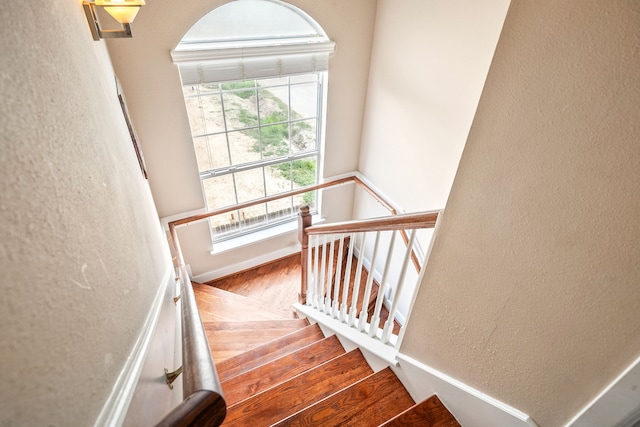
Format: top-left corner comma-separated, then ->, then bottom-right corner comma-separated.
210,215 -> 324,256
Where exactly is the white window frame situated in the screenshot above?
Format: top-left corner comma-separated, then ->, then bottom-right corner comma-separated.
184,74 -> 325,242
171,10 -> 335,245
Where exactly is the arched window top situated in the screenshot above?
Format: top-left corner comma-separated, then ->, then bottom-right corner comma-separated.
179,0 -> 328,47
172,0 -> 335,83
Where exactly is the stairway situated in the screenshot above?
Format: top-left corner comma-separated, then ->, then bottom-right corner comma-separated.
192,281 -> 460,426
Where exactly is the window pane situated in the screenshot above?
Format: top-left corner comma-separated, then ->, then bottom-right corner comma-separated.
209,209 -> 241,235
184,93 -> 224,136
238,204 -> 268,227
291,82 -> 317,119
228,130 -> 260,166
258,87 -> 289,124
266,162 -> 293,195
266,198 -> 294,220
194,134 -> 230,172
290,156 -> 317,189
259,123 -> 289,159
222,86 -> 258,131
181,1 -> 324,44
202,174 -> 236,210
208,133 -> 231,169
234,168 -> 266,203
291,119 -> 316,153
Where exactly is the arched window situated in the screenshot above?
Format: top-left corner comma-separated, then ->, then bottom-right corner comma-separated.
172,0 -> 334,243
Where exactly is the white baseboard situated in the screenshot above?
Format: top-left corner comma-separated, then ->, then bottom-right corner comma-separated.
94,265 -> 175,427
564,353 -> 640,427
394,353 -> 538,427
192,244 -> 300,283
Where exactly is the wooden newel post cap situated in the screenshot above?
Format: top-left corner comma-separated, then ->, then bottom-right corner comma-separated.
299,205 -> 310,215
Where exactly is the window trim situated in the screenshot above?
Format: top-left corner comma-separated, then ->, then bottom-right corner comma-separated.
172,1 -> 333,245
171,40 -> 336,63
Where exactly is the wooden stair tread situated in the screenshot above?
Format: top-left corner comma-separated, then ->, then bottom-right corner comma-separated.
204,319 -> 309,331
216,323 -> 325,382
272,367 -> 415,427
192,282 -> 294,321
221,335 -> 346,406
222,349 -> 373,427
204,319 -> 310,363
379,395 -> 461,427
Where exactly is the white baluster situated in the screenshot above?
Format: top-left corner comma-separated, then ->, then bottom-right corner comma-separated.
312,234 -> 321,308
358,231 -> 381,332
324,235 -> 336,314
317,234 -> 328,310
382,229 -> 417,343
340,233 -> 355,322
369,230 -> 397,337
306,235 -> 315,306
332,235 -> 345,319
348,233 -> 366,327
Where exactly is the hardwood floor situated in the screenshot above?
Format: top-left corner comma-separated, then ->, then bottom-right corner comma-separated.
205,251 -> 400,333
206,253 -> 301,319
195,255 -> 460,426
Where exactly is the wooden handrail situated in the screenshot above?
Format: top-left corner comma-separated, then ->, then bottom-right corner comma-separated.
298,210 -> 438,305
350,176 -> 422,271
167,173 -> 424,270
304,210 -> 439,235
156,262 -> 226,427
156,390 -> 226,427
169,176 -> 354,227
298,206 -> 313,305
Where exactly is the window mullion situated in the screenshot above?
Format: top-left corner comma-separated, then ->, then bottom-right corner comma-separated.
200,151 -> 315,179
255,81 -> 263,161
219,86 -> 233,170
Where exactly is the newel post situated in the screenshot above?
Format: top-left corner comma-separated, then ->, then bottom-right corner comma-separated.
298,205 -> 312,305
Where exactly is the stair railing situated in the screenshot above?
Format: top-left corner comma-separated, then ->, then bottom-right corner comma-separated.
298,209 -> 440,350
163,172 -> 428,421
156,237 -> 226,426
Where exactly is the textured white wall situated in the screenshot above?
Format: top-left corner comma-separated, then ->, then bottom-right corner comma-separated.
107,0 -> 378,277
357,0 -> 510,213
0,1 -> 174,425
402,1 -> 640,425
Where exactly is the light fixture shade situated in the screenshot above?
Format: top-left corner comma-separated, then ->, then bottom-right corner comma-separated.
95,0 -> 146,24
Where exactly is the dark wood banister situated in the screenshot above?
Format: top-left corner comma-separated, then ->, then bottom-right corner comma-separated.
156,226 -> 226,426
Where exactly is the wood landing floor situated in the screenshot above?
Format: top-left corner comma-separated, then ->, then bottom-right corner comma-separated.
206,253 -> 301,319
205,252 -> 400,333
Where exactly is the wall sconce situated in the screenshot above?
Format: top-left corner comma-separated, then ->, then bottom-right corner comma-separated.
83,0 -> 146,41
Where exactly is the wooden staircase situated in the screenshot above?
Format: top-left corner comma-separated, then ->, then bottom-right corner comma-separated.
192,282 -> 460,426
